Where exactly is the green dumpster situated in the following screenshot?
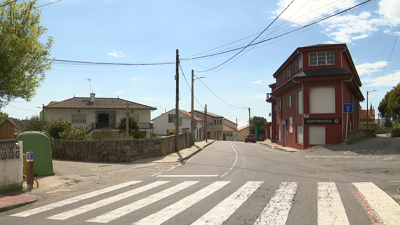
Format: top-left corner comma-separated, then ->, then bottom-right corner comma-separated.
16,131 -> 55,176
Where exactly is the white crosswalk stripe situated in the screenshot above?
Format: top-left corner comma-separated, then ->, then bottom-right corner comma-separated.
317,182 -> 350,225
86,181 -> 199,223
11,180 -> 141,217
254,182 -> 298,225
8,180 -> 400,224
353,182 -> 400,224
47,181 -> 169,220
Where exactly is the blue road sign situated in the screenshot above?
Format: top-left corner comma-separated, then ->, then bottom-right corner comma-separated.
344,103 -> 353,113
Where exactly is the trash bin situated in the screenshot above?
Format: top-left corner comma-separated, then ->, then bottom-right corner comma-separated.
16,131 -> 55,176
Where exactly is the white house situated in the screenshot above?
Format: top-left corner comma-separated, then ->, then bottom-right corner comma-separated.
223,118 -> 238,141
152,109 -> 204,141
44,93 -> 156,138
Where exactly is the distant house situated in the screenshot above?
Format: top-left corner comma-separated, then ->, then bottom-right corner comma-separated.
223,118 -> 238,141
193,111 -> 224,140
44,93 -> 156,138
360,109 -> 375,130
0,119 -> 15,140
152,109 -> 204,141
237,125 -> 250,141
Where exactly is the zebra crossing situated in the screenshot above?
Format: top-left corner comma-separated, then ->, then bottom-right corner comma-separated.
10,180 -> 400,224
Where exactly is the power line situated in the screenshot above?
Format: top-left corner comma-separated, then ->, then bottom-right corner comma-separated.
196,0 -> 296,73
53,59 -> 175,66
374,27 -> 400,88
38,0 -> 64,8
179,65 -> 203,108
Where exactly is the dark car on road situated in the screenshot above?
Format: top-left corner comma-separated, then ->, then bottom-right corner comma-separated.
245,134 -> 256,143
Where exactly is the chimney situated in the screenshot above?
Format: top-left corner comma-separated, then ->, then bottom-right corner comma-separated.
90,93 -> 95,103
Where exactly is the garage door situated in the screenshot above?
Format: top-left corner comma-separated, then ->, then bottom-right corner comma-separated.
309,126 -> 325,145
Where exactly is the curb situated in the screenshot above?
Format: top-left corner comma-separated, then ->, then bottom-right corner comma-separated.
257,142 -> 299,152
180,140 -> 215,162
0,194 -> 41,212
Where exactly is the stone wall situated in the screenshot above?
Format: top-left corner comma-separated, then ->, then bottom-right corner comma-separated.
347,130 -> 374,142
52,133 -> 193,162
0,140 -> 23,193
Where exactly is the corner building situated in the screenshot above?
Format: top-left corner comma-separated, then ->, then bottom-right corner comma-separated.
266,44 -> 364,149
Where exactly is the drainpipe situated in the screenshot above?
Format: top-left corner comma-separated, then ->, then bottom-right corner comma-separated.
293,78 -> 304,150
342,76 -> 354,143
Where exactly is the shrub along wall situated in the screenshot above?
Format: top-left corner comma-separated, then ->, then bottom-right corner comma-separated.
52,133 -> 193,162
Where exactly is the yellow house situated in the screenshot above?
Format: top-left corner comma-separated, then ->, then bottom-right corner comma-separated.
237,125 -> 250,141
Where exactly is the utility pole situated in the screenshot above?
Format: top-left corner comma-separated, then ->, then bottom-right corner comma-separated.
191,70 -> 195,144
248,107 -> 251,134
204,104 -> 207,142
175,49 -> 179,152
125,103 -> 130,139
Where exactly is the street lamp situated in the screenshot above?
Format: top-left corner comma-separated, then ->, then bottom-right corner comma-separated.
191,70 -> 205,142
366,90 -> 377,130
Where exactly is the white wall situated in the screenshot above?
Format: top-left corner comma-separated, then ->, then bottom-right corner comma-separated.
0,141 -> 23,193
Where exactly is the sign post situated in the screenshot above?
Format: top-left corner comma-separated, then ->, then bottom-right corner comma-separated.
344,104 -> 353,141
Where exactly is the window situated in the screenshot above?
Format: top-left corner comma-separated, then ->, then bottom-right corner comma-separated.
288,94 -> 292,108
281,71 -> 285,82
278,98 -> 281,110
296,89 -> 303,114
309,51 -> 334,66
168,114 -> 174,123
309,86 -> 335,114
71,114 -> 86,123
283,96 -> 286,109
287,66 -> 291,79
296,126 -> 303,143
295,56 -> 303,71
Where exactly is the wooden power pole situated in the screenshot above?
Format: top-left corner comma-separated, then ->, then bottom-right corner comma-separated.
175,49 -> 179,152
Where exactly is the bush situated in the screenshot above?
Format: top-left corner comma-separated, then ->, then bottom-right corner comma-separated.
393,121 -> 400,130
91,128 -> 116,140
167,130 -> 175,135
60,126 -> 86,140
48,119 -> 71,139
22,116 -> 47,132
131,132 -> 145,139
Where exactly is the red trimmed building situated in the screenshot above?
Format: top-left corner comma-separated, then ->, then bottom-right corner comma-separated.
266,44 -> 364,149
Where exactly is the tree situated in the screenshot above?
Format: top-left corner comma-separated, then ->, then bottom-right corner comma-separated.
0,0 -> 54,109
22,115 -> 46,131
250,116 -> 267,134
117,116 -> 140,132
0,112 -> 8,120
378,84 -> 400,120
48,119 -> 71,139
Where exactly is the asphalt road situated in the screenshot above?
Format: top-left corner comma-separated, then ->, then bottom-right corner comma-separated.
1,137 -> 400,225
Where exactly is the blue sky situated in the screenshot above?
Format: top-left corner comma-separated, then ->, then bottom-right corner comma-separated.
3,0 -> 400,127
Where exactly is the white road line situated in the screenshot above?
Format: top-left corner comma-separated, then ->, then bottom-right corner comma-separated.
221,142 -> 238,177
192,181 -> 263,225
86,181 -> 199,223
11,180 -> 141,217
353,182 -> 400,224
156,175 -> 219,178
317,182 -> 350,225
134,181 -> 230,225
254,182 -> 298,225
47,181 -> 169,220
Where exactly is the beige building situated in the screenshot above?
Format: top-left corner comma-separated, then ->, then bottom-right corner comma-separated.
237,125 -> 250,141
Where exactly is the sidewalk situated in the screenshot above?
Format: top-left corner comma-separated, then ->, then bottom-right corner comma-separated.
258,139 -> 300,152
0,139 -> 215,212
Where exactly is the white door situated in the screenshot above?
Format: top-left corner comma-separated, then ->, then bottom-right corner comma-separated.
309,126 -> 325,145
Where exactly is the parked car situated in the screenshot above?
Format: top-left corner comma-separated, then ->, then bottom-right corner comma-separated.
245,134 -> 256,143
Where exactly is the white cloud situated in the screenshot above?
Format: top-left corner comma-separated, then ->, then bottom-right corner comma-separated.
108,49 -> 126,58
132,78 -> 141,82
275,0 -> 398,43
254,80 -> 265,84
378,0 -> 400,26
114,91 -> 123,95
362,70 -> 400,87
356,61 -> 388,76
256,94 -> 266,98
